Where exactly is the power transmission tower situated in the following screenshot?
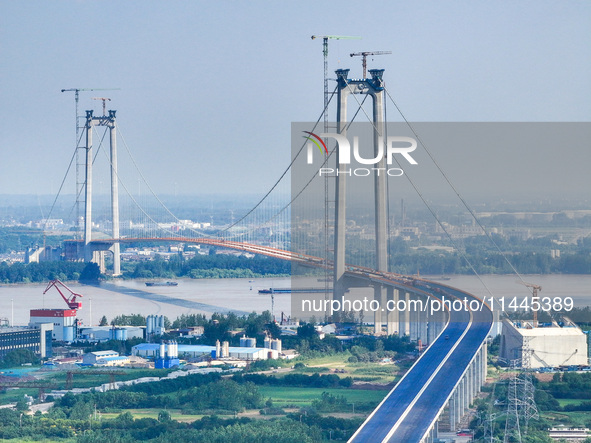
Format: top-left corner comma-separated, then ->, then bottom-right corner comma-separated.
519,338 -> 539,435
503,339 -> 539,443
504,358 -> 523,443
482,411 -> 502,443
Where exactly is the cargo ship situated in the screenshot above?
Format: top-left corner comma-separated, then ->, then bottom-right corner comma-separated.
259,287 -> 345,294
145,281 -> 178,287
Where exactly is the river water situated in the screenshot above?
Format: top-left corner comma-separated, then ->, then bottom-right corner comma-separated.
0,274 -> 589,327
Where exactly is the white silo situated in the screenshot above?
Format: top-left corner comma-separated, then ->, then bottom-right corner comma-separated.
159,343 -> 166,359
271,339 -> 282,353
146,315 -> 153,335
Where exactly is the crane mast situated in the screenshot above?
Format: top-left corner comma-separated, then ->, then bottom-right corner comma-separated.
311,34 -> 361,314
518,281 -> 542,327
92,97 -> 112,116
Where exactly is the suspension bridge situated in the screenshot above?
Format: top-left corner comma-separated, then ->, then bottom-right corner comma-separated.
48,65 -> 496,442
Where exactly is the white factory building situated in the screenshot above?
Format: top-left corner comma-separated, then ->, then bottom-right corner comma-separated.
132,343 -> 278,361
29,309 -> 77,341
82,350 -> 131,366
500,318 -> 588,369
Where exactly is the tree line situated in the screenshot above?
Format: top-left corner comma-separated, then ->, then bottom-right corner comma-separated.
0,370 -> 366,442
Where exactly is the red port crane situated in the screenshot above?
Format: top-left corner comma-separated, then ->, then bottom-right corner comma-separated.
43,279 -> 83,310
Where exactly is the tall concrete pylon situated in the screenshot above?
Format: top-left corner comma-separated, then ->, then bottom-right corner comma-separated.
332,68 -> 388,334
83,110 -> 121,276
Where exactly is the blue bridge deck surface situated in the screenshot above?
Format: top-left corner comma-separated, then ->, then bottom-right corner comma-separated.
350,282 -> 492,443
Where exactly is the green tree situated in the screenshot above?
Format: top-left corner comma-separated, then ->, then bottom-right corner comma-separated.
0,349 -> 40,368
158,410 -> 171,422
79,262 -> 101,282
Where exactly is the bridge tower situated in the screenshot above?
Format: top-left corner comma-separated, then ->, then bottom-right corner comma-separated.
83,109 -> 121,276
333,68 -> 389,334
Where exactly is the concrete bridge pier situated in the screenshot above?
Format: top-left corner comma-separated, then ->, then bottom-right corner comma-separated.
386,287 -> 398,335
409,295 -> 420,342
91,250 -> 106,274
409,293 -> 429,344
419,300 -> 429,345
424,424 -> 437,443
400,291 -> 410,336
374,284 -> 387,335
428,308 -> 446,344
446,343 -> 487,432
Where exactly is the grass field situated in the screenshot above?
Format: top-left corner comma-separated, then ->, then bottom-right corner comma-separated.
557,398 -> 589,407
294,352 -> 407,384
100,408 -> 208,422
542,410 -> 591,427
258,385 -> 388,408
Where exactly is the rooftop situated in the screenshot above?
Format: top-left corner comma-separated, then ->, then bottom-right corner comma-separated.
90,350 -> 119,356
506,319 -> 584,336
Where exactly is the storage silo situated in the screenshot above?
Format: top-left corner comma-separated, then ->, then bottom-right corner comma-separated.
63,326 -> 74,342
115,328 -> 124,341
146,315 -> 154,335
271,339 -> 282,353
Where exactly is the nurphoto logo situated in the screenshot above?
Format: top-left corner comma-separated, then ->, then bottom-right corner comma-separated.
303,131 -> 419,177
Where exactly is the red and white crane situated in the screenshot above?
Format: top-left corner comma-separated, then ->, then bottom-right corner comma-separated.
43,279 -> 83,310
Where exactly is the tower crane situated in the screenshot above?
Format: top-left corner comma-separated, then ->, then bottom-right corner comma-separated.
311,35 -> 361,117
60,88 -> 121,239
43,279 -> 83,310
518,281 -> 542,327
350,51 -> 392,79
312,35 -> 361,301
92,97 -> 112,116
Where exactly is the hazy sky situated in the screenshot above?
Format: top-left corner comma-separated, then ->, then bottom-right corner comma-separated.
1,1 -> 590,201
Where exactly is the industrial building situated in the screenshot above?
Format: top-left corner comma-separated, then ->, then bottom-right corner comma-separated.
82,350 -> 130,366
500,318 -> 588,369
29,309 -> 78,341
29,280 -> 83,342
155,341 -> 180,369
132,342 -> 279,361
78,326 -> 144,342
0,324 -> 53,359
146,315 -> 166,337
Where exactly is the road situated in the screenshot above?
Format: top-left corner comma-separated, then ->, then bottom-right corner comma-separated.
350,281 -> 492,442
